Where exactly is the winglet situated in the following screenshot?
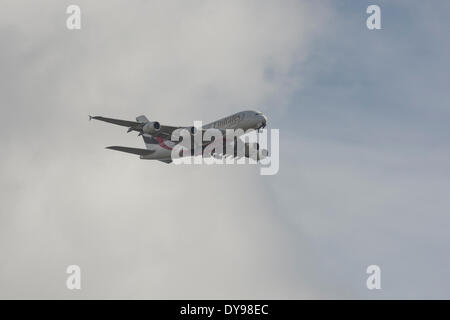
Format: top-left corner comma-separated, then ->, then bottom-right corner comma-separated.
89,115 -> 93,121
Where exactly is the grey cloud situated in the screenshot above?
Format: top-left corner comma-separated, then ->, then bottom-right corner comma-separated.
2,0 -> 449,299
0,0 -> 328,298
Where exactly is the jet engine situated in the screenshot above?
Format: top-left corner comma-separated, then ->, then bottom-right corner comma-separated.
244,142 -> 268,161
142,121 -> 161,134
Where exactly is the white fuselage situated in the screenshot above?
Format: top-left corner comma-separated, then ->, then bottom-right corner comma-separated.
141,110 -> 267,161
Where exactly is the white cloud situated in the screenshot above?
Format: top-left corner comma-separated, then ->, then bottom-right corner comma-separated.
0,0 -> 329,298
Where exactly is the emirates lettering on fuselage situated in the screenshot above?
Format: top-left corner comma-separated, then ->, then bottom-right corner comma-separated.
212,114 -> 241,129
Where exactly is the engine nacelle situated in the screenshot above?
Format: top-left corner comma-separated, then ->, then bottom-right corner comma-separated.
142,121 -> 161,134
244,142 -> 268,161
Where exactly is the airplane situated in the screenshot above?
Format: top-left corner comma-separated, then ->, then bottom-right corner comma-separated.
90,110 -> 268,164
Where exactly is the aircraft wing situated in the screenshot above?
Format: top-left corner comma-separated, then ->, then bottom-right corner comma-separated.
106,146 -> 155,156
89,115 -> 230,141
155,125 -> 185,139
90,115 -> 180,139
89,116 -> 140,128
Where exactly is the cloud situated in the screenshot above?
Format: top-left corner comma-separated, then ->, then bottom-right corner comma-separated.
4,0 -> 449,299
273,0 -> 450,298
0,0 -> 329,298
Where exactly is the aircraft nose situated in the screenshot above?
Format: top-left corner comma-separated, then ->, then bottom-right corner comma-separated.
261,115 -> 267,126
258,115 -> 267,129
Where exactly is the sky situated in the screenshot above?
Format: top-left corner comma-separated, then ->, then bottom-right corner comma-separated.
1,0 -> 449,299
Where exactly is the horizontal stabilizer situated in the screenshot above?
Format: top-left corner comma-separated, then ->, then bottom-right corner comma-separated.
106,146 -> 155,156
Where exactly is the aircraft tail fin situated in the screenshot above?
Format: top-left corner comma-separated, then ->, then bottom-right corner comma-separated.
136,115 -> 149,123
